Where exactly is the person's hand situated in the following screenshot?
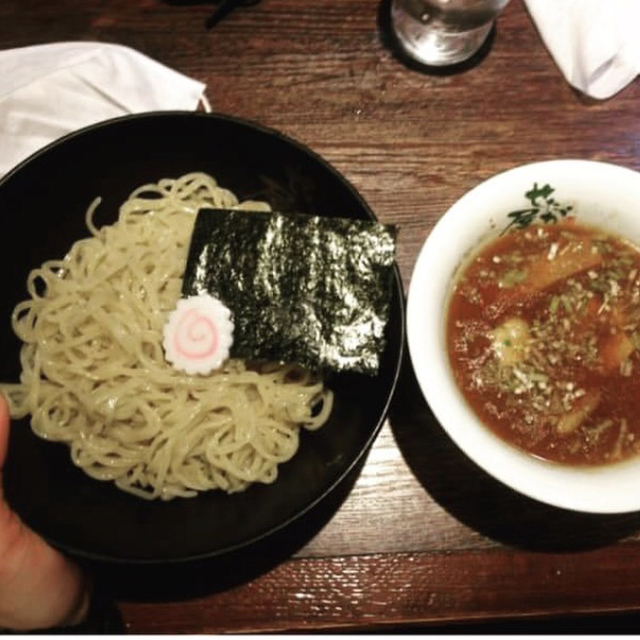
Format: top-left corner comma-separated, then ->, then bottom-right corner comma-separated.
0,394 -> 90,630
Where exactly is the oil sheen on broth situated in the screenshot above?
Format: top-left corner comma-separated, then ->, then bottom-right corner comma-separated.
446,220 -> 640,465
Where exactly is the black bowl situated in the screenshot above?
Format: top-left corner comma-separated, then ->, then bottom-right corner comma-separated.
0,112 -> 405,563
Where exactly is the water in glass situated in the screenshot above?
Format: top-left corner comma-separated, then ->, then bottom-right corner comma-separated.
390,0 -> 511,67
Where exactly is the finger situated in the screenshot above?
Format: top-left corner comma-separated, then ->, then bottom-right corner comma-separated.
0,392 -> 10,472
0,514 -> 91,630
0,393 -> 91,630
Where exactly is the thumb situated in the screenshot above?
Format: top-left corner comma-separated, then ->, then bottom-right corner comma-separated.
0,393 -> 91,631
0,392 -> 15,512
0,392 -> 10,477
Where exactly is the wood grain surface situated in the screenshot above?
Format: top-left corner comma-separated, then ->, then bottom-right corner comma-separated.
3,0 -> 640,632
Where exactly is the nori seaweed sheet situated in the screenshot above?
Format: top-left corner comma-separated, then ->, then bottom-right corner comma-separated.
181,208 -> 397,375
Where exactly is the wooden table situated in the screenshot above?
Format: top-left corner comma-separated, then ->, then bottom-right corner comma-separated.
4,0 -> 640,633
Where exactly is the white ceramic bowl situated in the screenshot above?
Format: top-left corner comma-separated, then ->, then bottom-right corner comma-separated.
407,159 -> 640,514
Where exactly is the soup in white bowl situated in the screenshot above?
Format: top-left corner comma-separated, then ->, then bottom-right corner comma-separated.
407,159 -> 640,513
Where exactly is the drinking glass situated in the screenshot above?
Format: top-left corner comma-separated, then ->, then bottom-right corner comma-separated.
390,0 -> 512,67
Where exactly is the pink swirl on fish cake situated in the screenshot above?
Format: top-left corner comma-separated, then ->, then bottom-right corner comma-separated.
163,294 -> 234,375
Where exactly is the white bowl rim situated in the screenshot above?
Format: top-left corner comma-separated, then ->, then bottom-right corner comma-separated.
407,158 -> 640,514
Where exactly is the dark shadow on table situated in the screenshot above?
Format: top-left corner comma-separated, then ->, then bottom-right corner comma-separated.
376,0 -> 497,76
344,609 -> 640,634
387,349 -> 640,552
79,456 -> 362,604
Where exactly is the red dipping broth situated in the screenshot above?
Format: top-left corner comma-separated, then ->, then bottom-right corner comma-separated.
446,219 -> 640,466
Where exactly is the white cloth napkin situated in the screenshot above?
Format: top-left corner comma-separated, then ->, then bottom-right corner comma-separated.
0,42 -> 209,177
524,0 -> 640,99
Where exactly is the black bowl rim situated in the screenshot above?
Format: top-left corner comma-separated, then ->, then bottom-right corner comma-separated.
0,110 -> 406,564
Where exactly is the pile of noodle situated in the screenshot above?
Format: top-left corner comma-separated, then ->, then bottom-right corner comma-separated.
0,173 -> 333,500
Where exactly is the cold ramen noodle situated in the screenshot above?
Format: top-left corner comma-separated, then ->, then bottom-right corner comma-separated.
447,219 -> 640,466
0,173 -> 333,500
